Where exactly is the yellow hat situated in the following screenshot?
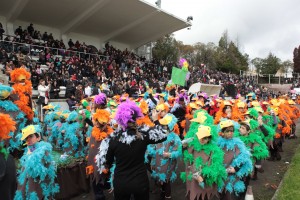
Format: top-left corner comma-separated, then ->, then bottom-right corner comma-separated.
189,103 -> 199,110
61,113 -> 69,119
0,90 -> 11,99
246,93 -> 253,97
262,101 -> 269,105
251,101 -> 260,107
196,126 -> 211,140
190,112 -> 207,124
240,119 -> 250,128
156,104 -> 166,111
237,102 -> 246,108
195,100 -> 204,107
254,107 -> 264,113
220,120 -> 234,129
288,100 -> 296,105
43,104 -> 55,110
21,125 -> 40,141
159,115 -> 173,125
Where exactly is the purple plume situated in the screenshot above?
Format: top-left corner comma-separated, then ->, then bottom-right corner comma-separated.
94,93 -> 107,105
115,100 -> 143,130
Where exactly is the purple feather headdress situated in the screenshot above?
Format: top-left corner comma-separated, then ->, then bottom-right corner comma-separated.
94,93 -> 107,105
115,100 -> 143,130
176,93 -> 188,103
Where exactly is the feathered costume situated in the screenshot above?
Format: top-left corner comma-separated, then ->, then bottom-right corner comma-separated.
236,120 -> 269,163
15,125 -> 59,200
86,109 -> 113,184
0,113 -> 17,200
0,85 -> 27,152
181,124 -> 227,200
217,121 -> 253,196
59,111 -> 85,158
95,100 -> 168,198
136,100 -> 154,127
146,114 -> 182,183
10,68 -> 34,122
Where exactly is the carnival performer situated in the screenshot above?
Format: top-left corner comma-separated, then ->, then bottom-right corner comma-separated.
147,113 -> 182,199
237,119 -> 269,184
15,124 -> 59,199
59,111 -> 85,158
287,100 -> 300,138
180,102 -> 200,136
181,124 -> 227,200
214,101 -> 233,124
137,100 -> 155,127
217,120 -> 253,200
0,113 -> 17,200
0,85 -> 27,153
10,67 -> 34,123
86,109 -> 113,200
96,100 -> 168,200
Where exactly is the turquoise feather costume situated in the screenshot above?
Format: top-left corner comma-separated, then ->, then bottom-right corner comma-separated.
0,85 -> 27,152
14,141 -> 59,200
146,114 -> 182,183
217,136 -> 253,195
58,111 -> 85,158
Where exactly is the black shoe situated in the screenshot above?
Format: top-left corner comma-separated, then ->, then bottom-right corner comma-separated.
256,167 -> 264,173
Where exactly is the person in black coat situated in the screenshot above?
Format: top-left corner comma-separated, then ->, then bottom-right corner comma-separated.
97,101 -> 167,200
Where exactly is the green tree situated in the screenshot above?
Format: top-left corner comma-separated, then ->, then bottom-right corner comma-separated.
152,34 -> 179,63
260,53 -> 281,74
251,57 -> 264,73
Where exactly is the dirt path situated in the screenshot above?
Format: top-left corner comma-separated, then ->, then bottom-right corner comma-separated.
72,121 -> 300,200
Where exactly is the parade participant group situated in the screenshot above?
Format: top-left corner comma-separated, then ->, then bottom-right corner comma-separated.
1,67 -> 300,200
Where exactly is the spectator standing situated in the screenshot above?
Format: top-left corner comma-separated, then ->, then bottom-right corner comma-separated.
84,83 -> 92,97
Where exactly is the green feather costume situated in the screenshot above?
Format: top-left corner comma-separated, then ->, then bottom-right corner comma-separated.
181,124 -> 227,200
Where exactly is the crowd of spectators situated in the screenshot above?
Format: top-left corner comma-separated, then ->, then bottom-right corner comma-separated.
0,23 -> 294,105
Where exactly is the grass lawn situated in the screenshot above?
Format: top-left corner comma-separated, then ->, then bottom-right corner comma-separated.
276,145 -> 300,200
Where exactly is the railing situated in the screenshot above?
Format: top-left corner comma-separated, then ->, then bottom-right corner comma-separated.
0,39 -> 110,61
0,34 -> 158,67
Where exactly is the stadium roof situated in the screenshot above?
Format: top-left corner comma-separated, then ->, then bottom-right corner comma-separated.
0,0 -> 191,49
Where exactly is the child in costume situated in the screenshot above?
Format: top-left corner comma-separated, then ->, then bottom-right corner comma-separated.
181,124 -> 227,200
237,119 -> 269,185
96,100 -> 168,200
10,68 -> 34,123
0,113 -> 17,200
214,101 -> 233,124
59,111 -> 85,158
217,120 -> 253,200
0,85 -> 27,153
147,113 -> 182,199
86,109 -> 113,200
15,125 -> 59,200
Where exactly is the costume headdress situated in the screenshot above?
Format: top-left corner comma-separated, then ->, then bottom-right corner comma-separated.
0,113 -> 16,140
159,113 -> 178,130
10,68 -> 31,83
0,85 -> 13,99
94,93 -> 107,105
115,100 -> 143,130
93,109 -> 110,124
21,124 -> 42,141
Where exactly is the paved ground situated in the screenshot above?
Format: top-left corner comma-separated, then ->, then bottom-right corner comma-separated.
71,121 -> 300,200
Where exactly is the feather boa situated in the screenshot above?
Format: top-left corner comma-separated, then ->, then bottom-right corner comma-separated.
136,115 -> 154,127
12,81 -> 33,120
96,125 -> 168,174
91,126 -> 113,141
15,141 -> 59,199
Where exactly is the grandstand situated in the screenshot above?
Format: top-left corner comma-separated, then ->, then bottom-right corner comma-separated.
0,0 -> 190,52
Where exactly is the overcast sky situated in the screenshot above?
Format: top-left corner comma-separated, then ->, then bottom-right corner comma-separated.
145,0 -> 300,61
